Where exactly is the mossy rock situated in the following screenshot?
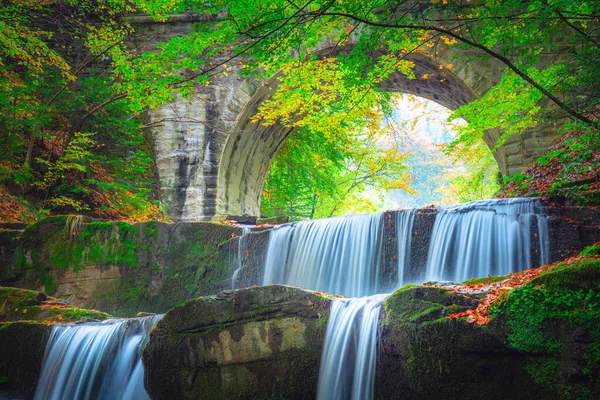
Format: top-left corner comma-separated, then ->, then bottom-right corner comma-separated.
496,253 -> 600,399
378,283 -> 549,400
462,274 -> 509,285
580,242 -> 600,257
0,286 -> 111,323
144,285 -> 331,400
378,251 -> 600,399
256,216 -> 289,225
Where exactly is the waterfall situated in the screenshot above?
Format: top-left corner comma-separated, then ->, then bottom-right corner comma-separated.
34,315 -> 162,400
231,226 -> 251,289
396,209 -> 417,287
425,198 -> 550,283
262,213 -> 384,297
316,295 -> 388,400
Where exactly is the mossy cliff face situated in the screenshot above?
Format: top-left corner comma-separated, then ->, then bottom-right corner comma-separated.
2,216 -> 265,316
143,285 -> 331,400
378,248 -> 600,400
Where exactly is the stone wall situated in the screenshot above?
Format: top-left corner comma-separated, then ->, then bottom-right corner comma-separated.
0,216 -> 250,316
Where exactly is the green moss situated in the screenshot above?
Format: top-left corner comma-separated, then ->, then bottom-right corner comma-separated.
12,217 -> 242,315
48,307 -> 110,322
0,287 -> 40,311
15,248 -> 25,268
462,274 -> 508,285
580,243 -> 600,257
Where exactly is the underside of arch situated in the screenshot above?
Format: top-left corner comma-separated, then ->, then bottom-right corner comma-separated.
216,52 -> 481,216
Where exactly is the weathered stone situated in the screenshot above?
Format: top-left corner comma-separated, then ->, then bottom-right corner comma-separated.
143,285 -> 331,400
233,229 -> 271,289
256,216 -> 289,225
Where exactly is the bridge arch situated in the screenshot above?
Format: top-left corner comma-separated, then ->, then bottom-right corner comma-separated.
217,48 -> 504,216
137,16 -> 565,221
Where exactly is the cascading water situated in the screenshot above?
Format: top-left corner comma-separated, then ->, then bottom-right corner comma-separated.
316,295 -> 388,400
262,213 -> 384,297
424,198 -> 550,283
34,315 -> 162,400
231,226 -> 251,289
396,209 -> 417,287
259,198 -> 551,400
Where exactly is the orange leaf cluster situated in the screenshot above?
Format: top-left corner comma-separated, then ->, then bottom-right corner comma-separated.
443,255 -> 598,325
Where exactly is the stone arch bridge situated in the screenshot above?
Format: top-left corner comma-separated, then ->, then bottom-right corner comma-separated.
131,13 -> 565,222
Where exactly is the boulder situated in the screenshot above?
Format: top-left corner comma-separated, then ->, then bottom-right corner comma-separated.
143,285 -> 331,400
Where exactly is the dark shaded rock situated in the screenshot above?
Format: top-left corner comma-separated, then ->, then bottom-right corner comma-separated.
408,207 -> 438,282
0,229 -> 22,282
543,200 -> 600,262
380,211 -> 398,291
143,285 -> 331,400
377,286 -> 548,400
0,321 -> 52,398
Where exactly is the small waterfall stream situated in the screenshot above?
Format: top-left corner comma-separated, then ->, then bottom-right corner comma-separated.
231,226 -> 251,289
34,315 -> 162,400
316,295 -> 388,400
396,209 -> 417,287
259,198 -> 550,400
425,198 -> 550,282
262,213 -> 383,297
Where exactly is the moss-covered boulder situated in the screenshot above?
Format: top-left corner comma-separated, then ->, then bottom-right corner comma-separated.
143,285 -> 331,400
1,216 -> 271,316
0,286 -> 110,323
496,253 -> 600,398
378,247 -> 600,400
378,285 -> 548,399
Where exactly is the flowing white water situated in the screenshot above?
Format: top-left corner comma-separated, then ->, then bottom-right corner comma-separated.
425,198 -> 550,282
396,209 -> 417,287
316,295 -> 388,400
231,226 -> 251,289
262,213 -> 384,297
34,315 -> 162,400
